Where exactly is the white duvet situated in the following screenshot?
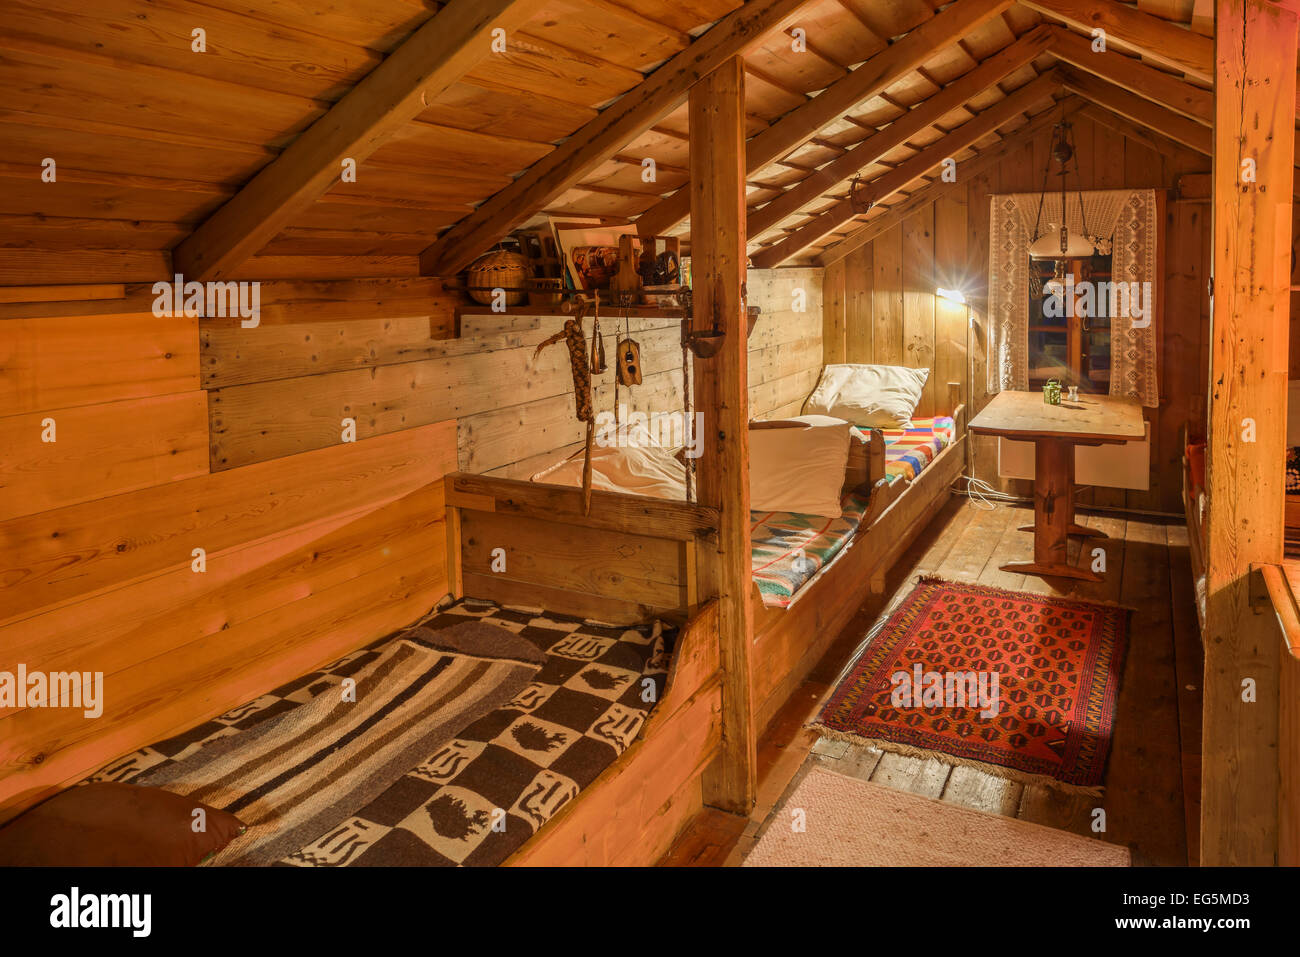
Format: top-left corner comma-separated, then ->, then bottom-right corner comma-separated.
531,426 -> 687,500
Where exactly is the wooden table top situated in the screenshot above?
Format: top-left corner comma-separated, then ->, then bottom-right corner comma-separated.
968,390 -> 1146,442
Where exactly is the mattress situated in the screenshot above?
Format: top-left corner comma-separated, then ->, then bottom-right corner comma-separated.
85,598 -> 672,867
752,416 -> 956,609
751,491 -> 871,609
865,415 -> 957,485
525,417 -> 956,611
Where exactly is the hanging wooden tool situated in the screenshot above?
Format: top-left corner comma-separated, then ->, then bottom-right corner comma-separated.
680,314 -> 694,504
612,306 -> 625,432
616,337 -> 642,386
534,296 -> 596,514
589,292 -> 606,375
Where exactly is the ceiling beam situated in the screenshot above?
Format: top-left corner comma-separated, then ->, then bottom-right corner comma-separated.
814,96 -> 1084,267
417,0 -> 817,277
747,25 -> 1055,240
1058,68 -> 1210,154
172,0 -> 541,281
750,70 -> 1063,268
1075,102 -> 1202,159
634,0 -> 1016,238
1065,69 -> 1300,194
1019,0 -> 1212,82
1045,24 -> 1211,124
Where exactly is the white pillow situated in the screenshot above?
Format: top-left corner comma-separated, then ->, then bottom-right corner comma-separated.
748,417 -> 851,517
803,363 -> 929,428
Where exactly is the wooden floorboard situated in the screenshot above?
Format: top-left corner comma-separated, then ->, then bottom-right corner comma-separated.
660,497 -> 1195,867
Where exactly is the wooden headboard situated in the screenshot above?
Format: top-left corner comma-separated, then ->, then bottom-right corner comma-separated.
444,473 -> 720,625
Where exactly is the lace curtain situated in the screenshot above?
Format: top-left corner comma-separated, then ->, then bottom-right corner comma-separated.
986,188 -> 1160,407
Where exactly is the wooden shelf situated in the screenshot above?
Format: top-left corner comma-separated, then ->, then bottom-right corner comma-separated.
455,303 -> 686,320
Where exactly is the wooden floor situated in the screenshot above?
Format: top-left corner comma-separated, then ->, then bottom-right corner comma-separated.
662,494 -> 1204,867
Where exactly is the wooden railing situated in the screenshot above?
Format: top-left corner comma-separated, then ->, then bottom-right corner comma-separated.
1255,562 -> 1300,865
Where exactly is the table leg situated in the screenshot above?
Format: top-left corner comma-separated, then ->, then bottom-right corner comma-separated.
1000,437 -> 1101,581
1016,438 -> 1106,538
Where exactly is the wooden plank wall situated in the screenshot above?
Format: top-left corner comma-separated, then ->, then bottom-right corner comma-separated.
822,114 -> 1210,513
0,279 -> 460,823
200,267 -> 823,482
0,265 -> 821,821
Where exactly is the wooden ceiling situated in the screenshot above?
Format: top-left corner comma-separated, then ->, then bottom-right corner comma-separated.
0,0 -> 1229,285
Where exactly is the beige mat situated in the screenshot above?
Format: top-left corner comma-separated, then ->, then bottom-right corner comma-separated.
743,766 -> 1130,867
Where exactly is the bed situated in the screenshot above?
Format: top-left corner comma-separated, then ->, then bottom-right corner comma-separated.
0,471 -> 723,868
748,394 -> 966,731
751,415 -> 958,609
441,474 -> 724,864
83,595 -> 692,867
522,379 -> 967,735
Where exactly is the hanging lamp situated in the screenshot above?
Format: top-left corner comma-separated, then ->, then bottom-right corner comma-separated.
1028,112 -> 1095,261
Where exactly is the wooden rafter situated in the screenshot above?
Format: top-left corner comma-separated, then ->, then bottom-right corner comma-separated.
1045,24 -> 1211,123
813,95 -> 1083,267
750,70 -> 1062,268
1058,68 -> 1210,154
634,0 -> 1016,239
1019,0 -> 1213,82
1067,72 -> 1300,196
172,0 -> 542,281
1075,103 -> 1201,159
417,0 -> 817,278
747,25 -> 1055,240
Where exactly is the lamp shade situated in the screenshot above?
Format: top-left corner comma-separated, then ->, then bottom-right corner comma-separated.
1028,229 -> 1094,260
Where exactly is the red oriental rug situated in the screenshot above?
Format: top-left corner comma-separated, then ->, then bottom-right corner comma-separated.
812,578 -> 1130,794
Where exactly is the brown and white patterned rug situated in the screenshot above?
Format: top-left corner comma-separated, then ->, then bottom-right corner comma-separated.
88,598 -> 673,867
136,619 -> 546,865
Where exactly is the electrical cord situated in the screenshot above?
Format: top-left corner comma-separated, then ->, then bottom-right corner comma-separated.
957,473 -> 1015,510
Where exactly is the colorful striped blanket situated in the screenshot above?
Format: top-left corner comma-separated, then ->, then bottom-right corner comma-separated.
868,415 -> 956,485
751,416 -> 956,609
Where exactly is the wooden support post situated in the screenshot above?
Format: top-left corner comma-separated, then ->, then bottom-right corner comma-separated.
1204,0 -> 1298,865
690,57 -> 757,815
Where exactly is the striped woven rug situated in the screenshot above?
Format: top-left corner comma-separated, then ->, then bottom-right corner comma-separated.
743,767 -> 1130,866
139,621 -> 545,866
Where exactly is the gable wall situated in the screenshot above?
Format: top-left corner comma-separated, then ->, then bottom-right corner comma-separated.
822,113 -> 1212,513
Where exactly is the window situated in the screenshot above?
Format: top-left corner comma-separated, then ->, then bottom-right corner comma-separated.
1027,253 -> 1113,394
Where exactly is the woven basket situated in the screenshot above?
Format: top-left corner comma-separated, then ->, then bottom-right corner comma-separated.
467,247 -> 529,306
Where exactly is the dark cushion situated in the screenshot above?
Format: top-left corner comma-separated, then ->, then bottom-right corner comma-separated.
0,782 -> 245,866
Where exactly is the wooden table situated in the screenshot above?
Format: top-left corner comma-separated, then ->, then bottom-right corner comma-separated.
968,390 -> 1145,581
